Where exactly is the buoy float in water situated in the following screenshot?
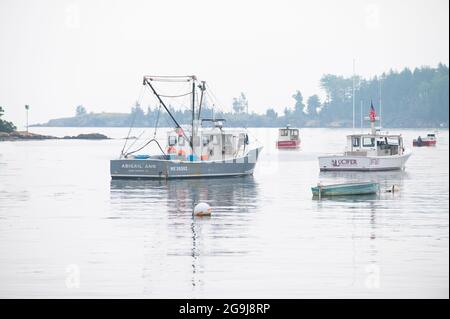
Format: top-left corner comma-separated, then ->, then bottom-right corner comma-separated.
385,185 -> 400,193
194,202 -> 212,216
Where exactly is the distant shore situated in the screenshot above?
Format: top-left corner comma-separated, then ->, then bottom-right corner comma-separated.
0,131 -> 109,142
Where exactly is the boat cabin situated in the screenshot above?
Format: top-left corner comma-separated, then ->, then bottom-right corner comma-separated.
345,133 -> 405,157
278,126 -> 299,142
166,120 -> 249,161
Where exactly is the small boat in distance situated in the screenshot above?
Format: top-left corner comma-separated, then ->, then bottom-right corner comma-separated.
110,75 -> 263,179
318,102 -> 411,171
276,125 -> 300,149
311,182 -> 379,197
413,133 -> 437,147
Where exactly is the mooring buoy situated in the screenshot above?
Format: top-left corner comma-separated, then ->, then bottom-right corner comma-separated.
194,202 -> 212,216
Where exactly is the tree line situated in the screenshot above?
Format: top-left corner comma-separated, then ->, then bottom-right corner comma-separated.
33,63 -> 449,128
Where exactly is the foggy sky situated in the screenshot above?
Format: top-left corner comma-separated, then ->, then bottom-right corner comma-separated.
0,0 -> 448,128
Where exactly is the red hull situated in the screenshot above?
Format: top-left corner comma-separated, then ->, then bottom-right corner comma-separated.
276,140 -> 300,149
413,140 -> 436,147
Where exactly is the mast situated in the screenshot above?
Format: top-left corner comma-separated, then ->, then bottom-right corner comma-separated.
197,81 -> 206,120
379,78 -> 382,128
352,59 -> 355,130
360,100 -> 363,131
191,77 -> 196,155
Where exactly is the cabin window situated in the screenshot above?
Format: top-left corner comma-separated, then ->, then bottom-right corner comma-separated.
387,137 -> 399,145
280,129 -> 288,136
291,130 -> 298,136
178,136 -> 185,146
352,137 -> 360,147
202,136 -> 210,146
212,135 -> 219,145
363,137 -> 375,147
168,136 -> 177,146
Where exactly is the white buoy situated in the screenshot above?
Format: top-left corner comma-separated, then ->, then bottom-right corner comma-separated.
194,202 -> 212,216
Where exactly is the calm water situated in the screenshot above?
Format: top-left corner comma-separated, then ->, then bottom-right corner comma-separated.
0,127 -> 448,298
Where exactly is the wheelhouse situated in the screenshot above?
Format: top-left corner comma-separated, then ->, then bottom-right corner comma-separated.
278,126 -> 299,142
345,134 -> 405,157
166,120 -> 249,161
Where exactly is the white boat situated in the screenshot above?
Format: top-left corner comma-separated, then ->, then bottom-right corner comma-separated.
276,125 -> 300,149
318,104 -> 411,171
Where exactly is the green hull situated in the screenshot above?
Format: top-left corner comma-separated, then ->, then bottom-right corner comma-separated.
312,182 -> 379,197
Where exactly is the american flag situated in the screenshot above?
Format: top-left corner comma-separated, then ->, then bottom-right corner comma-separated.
369,100 -> 376,122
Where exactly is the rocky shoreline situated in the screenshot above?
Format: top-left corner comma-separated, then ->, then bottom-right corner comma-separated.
0,131 -> 109,141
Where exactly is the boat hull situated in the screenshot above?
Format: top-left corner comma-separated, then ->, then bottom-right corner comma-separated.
110,147 -> 262,179
276,140 -> 300,149
311,182 -> 379,197
318,152 -> 411,171
413,140 -> 436,147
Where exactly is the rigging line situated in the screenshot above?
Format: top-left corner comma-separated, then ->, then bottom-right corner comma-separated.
144,77 -> 193,83
124,130 -> 146,154
126,104 -> 163,154
158,91 -> 192,98
144,75 -> 193,79
205,89 -> 224,116
120,85 -> 144,157
153,104 -> 162,138
125,139 -> 166,157
205,83 -> 226,112
144,78 -> 191,147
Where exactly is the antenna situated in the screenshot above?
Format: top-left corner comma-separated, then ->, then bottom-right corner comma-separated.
360,100 -> 363,131
379,78 -> 382,128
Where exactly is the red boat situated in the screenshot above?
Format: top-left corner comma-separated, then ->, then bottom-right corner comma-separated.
413,133 -> 437,147
276,126 -> 300,149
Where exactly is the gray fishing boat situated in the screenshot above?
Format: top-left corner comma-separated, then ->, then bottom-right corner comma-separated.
110,75 -> 263,179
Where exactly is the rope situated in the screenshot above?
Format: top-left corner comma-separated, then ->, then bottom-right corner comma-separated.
158,91 -> 192,98
124,130 -> 146,154
153,104 -> 161,138
125,139 -> 166,157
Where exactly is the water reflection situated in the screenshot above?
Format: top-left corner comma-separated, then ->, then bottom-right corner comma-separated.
110,176 -> 259,212
110,176 -> 259,294
318,169 -> 409,184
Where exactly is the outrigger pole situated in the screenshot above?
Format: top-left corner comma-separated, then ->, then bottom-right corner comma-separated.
143,76 -> 193,149
197,81 -> 206,120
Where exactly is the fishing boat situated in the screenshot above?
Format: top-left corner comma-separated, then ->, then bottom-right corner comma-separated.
276,125 -> 300,149
318,102 -> 411,171
110,75 -> 263,179
311,182 -> 379,197
413,133 -> 437,147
